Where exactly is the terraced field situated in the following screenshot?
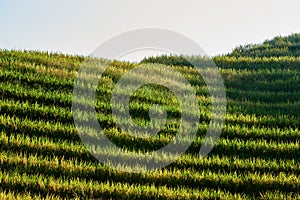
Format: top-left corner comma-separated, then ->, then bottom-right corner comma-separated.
0,50 -> 299,199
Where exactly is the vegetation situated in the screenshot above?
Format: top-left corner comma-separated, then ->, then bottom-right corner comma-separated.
0,44 -> 300,199
229,33 -> 300,57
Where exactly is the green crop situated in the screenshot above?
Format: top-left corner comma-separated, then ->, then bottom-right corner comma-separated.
0,49 -> 299,199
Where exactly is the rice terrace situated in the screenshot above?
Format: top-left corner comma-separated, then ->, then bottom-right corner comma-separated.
0,33 -> 300,199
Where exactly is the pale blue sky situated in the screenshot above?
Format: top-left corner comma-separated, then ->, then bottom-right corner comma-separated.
0,0 -> 299,57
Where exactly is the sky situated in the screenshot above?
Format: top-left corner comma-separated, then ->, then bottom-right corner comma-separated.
0,0 -> 299,59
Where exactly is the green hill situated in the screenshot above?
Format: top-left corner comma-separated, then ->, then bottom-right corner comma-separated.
0,49 -> 300,199
229,33 -> 300,57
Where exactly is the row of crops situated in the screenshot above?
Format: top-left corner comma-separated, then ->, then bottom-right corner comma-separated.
0,50 -> 300,199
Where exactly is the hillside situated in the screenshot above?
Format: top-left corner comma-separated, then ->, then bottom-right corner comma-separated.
229,33 -> 300,57
0,49 -> 300,199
